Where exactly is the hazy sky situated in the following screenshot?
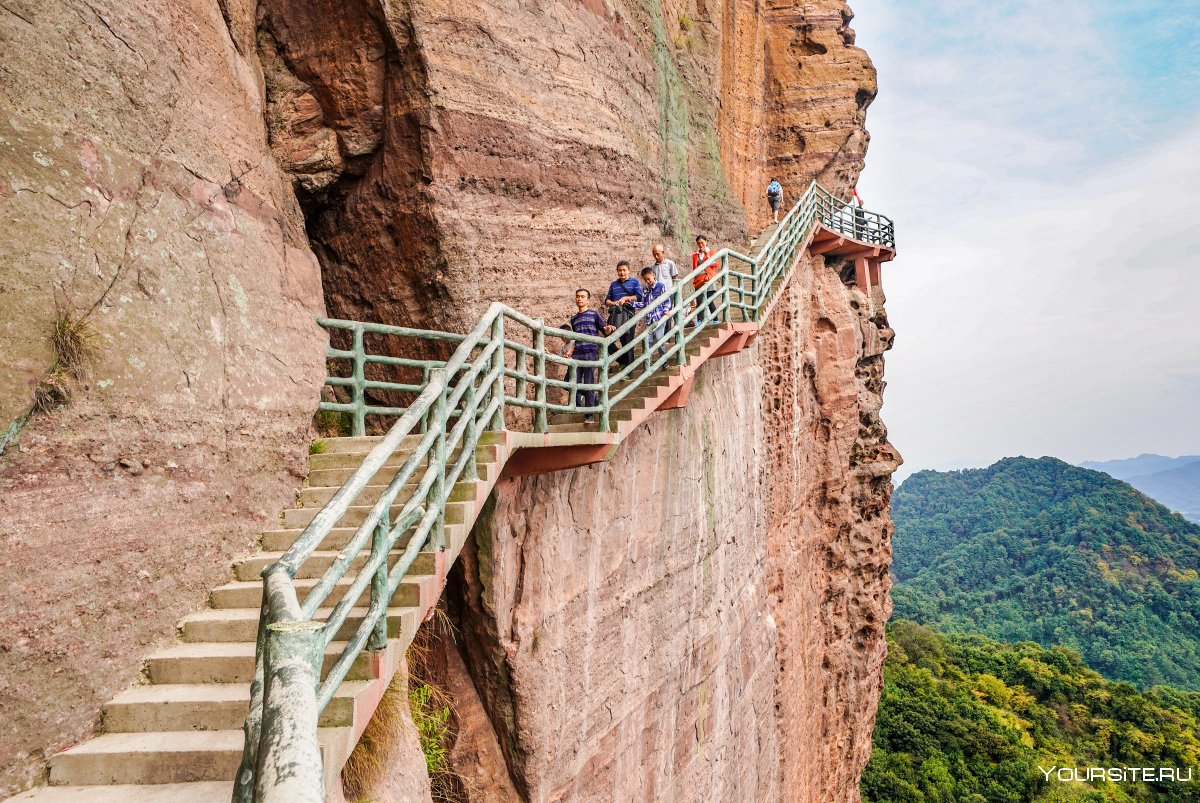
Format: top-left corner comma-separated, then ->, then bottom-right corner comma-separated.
847,0 -> 1200,478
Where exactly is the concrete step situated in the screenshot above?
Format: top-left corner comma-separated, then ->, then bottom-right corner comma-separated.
279,499 -> 472,531
257,521 -> 466,553
145,641 -> 379,685
548,406 -> 637,427
296,479 -> 479,509
6,782 -> 231,802
307,442 -> 498,471
47,727 -> 347,785
546,422 -> 618,433
232,548 -> 435,583
311,431 -> 504,456
178,605 -> 419,644
102,681 -> 370,732
306,453 -> 499,487
258,526 -> 359,552
209,573 -> 431,610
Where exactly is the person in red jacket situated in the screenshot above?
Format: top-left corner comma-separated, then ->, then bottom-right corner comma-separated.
690,234 -> 718,326
852,187 -> 867,240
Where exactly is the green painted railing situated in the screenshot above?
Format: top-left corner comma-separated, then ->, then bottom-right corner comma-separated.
233,182 -> 893,802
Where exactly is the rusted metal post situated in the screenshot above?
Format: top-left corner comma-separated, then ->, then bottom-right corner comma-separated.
598,349 -> 610,432
367,507 -> 390,651
720,254 -> 730,323
514,346 -> 527,405
232,590 -> 270,803
463,381 -> 479,482
418,366 -> 430,434
673,284 -> 685,365
489,315 -> 506,431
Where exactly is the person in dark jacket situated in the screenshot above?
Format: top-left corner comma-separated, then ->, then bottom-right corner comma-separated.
604,260 -> 641,369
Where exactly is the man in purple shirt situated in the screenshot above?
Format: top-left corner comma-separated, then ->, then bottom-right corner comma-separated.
564,288 -> 613,424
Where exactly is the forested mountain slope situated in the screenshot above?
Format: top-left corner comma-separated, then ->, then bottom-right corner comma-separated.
863,621 -> 1200,803
892,457 -> 1200,689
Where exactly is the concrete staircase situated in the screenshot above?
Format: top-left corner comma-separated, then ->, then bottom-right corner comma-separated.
6,326 -> 739,802
7,437 -> 508,802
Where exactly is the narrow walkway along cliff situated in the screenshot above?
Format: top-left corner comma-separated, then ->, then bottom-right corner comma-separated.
0,1 -> 900,801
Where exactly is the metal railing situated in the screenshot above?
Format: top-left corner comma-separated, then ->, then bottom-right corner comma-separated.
233,182 -> 893,801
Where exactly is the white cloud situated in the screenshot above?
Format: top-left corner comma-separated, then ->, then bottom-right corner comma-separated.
846,1 -> 1200,477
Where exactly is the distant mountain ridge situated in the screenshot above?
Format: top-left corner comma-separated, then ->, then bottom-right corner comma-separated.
891,456 -> 1200,690
1080,452 -> 1200,480
1080,453 -> 1200,523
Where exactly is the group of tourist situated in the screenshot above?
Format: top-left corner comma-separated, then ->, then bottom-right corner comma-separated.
560,178 -> 807,424
562,235 -> 721,424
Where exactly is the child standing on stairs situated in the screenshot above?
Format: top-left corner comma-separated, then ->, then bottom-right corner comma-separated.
634,267 -> 672,371
564,288 -> 613,425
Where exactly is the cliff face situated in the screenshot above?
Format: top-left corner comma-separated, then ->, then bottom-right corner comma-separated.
0,0 -> 894,799
439,254 -> 895,802
0,0 -> 325,791
259,0 -> 874,330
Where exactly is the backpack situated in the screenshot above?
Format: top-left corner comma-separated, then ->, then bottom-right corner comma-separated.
767,180 -> 782,198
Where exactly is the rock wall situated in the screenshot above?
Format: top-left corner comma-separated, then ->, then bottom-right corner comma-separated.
0,0 -> 325,793
452,350 -> 781,801
0,0 -> 893,798
260,0 -> 874,333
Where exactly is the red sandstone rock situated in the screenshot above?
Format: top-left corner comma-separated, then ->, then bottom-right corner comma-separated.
0,0 -> 325,792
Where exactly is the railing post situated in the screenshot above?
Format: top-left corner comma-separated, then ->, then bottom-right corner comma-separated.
489,315 -> 505,431
533,319 -> 547,432
418,366 -> 430,434
430,368 -> 448,552
367,507 -> 390,651
254,621 -> 326,803
463,381 -> 479,482
598,349 -> 610,432
351,325 -> 366,437
673,284 -> 685,365
514,347 -> 527,406
233,595 -> 270,803
720,255 -> 729,323
751,270 -> 761,323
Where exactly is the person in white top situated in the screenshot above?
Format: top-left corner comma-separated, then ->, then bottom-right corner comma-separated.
648,243 -> 679,290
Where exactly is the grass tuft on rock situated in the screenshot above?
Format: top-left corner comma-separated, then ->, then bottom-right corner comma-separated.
32,311 -> 102,412
315,409 -> 353,438
51,310 -> 102,376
